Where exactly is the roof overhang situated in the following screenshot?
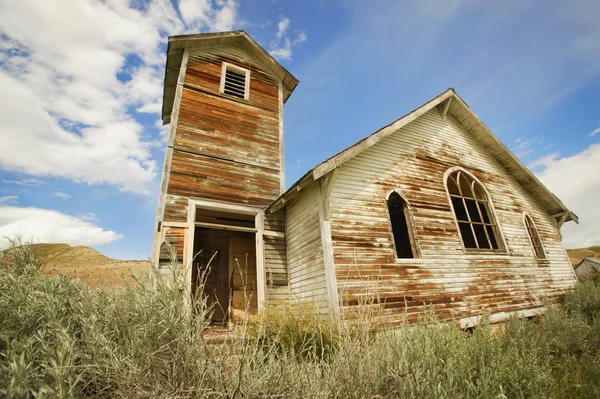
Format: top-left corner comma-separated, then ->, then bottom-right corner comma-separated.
268,89 -> 578,226
161,30 -> 299,125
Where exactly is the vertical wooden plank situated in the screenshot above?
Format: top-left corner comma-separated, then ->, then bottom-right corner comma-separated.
185,198 -> 195,303
167,49 -> 190,147
255,211 -> 266,310
154,48 -> 190,264
318,178 -> 340,316
278,81 -> 285,193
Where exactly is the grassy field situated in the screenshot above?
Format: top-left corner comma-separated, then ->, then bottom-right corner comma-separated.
1,244 -> 600,398
566,246 -> 600,267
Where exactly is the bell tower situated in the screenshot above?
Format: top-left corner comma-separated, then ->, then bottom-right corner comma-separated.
152,31 -> 297,315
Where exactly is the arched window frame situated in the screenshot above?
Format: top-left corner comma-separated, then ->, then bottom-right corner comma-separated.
385,189 -> 420,259
523,213 -> 546,259
443,167 -> 507,253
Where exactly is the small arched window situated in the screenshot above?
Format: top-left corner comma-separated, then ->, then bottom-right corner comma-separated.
387,192 -> 417,258
524,214 -> 545,259
446,170 -> 502,250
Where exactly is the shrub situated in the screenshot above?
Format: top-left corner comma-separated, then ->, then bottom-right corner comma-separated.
249,302 -> 340,361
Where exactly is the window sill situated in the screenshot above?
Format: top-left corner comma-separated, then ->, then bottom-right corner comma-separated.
463,248 -> 508,255
536,258 -> 550,266
219,91 -> 249,103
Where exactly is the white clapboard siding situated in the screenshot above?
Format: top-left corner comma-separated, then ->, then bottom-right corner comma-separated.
285,185 -> 329,312
327,106 -> 576,325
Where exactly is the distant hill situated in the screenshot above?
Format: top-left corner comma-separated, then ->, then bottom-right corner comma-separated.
15,243 -> 149,287
566,246 -> 600,267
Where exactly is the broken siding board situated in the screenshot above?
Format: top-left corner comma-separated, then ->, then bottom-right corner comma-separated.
329,107 -> 575,325
164,194 -> 189,223
285,185 -> 329,312
159,226 -> 186,269
264,208 -> 286,233
264,236 -> 287,285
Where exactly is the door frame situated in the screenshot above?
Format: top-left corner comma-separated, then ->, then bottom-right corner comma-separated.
186,198 -> 266,311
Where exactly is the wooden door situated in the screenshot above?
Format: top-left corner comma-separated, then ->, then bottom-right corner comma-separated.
229,236 -> 258,321
193,230 -> 229,323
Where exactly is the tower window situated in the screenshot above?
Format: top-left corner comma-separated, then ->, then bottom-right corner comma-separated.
524,214 -> 546,259
387,191 -> 417,259
446,169 -> 503,251
220,62 -> 250,100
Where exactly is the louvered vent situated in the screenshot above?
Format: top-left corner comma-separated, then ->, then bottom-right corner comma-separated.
222,66 -> 248,99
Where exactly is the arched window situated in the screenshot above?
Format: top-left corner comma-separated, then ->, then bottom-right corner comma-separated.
387,192 -> 417,258
446,170 -> 502,250
524,214 -> 545,259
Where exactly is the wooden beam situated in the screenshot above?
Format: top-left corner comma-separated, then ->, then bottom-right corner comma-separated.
267,197 -> 287,214
167,48 -> 189,148
278,81 -> 285,194
317,179 -> 340,319
255,212 -> 266,310
162,221 -> 188,228
193,222 -> 256,233
557,214 -> 568,230
153,48 -> 189,265
263,230 -> 285,238
441,96 -> 452,121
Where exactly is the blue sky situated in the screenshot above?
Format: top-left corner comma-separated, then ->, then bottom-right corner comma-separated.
0,0 -> 599,259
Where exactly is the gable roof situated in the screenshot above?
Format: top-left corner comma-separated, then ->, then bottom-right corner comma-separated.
268,88 -> 578,224
162,30 -> 299,125
576,258 -> 600,268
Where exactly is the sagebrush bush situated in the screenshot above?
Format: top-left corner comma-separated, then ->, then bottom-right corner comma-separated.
249,302 -> 340,361
1,242 -> 600,398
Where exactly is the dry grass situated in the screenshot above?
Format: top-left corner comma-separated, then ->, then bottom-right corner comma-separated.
4,243 -> 149,287
1,242 -> 600,398
566,246 -> 600,267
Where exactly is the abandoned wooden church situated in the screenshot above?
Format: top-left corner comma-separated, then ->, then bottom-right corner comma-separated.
152,30 -> 579,327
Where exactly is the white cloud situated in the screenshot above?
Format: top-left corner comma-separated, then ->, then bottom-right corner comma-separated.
178,0 -> 238,31
0,0 -> 242,194
0,196 -> 18,205
269,16 -> 306,61
1,178 -> 46,187
137,102 -> 162,114
212,0 -> 238,31
276,17 -> 290,39
0,206 -> 122,249
52,191 -> 71,200
76,212 -> 99,222
270,42 -> 293,61
532,144 -> 600,248
511,136 -> 547,159
588,127 -> 600,137
179,0 -> 212,25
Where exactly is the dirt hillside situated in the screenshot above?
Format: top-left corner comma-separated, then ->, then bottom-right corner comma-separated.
566,246 -> 600,267
29,243 -> 149,287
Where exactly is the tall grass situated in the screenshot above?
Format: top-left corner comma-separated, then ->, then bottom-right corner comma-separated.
1,243 -> 600,398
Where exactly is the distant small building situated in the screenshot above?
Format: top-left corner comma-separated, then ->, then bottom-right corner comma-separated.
575,258 -> 600,281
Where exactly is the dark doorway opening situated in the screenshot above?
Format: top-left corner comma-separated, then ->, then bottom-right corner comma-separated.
191,228 -> 257,325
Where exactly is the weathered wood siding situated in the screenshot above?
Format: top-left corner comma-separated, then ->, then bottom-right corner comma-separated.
286,185 -> 329,311
265,236 -> 287,285
328,107 -> 576,326
158,226 -> 186,269
163,46 -> 282,221
263,209 -> 289,301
